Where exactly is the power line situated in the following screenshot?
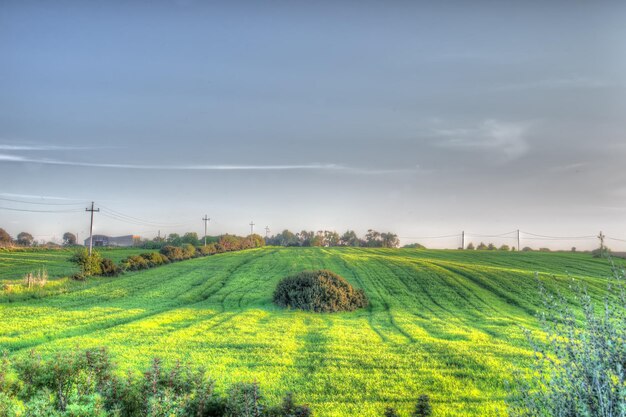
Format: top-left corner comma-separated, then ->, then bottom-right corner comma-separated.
0,196 -> 86,206
0,206 -> 83,213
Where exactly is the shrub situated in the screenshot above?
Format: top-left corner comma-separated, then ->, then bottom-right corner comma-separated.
70,249 -> 103,277
182,243 -> 196,259
412,395 -> 432,417
23,269 -> 48,288
120,255 -> 149,271
225,382 -> 263,417
199,243 -> 218,256
383,407 -> 400,417
273,270 -> 368,313
508,262 -> 626,416
100,258 -> 121,277
266,392 -> 311,417
160,245 -> 184,262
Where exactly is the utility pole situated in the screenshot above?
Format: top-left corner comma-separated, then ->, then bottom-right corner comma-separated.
202,215 -> 210,246
265,226 -> 270,238
85,202 -> 99,256
517,229 -> 521,252
249,221 -> 255,235
461,231 -> 465,249
598,231 -> 605,252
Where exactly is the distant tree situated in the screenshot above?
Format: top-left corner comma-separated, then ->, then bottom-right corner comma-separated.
466,242 -> 475,250
166,233 -> 182,246
592,246 -> 610,258
340,230 -> 361,247
381,232 -> 400,248
298,230 -> 315,246
0,228 -> 11,245
571,246 -> 576,252
511,246 -> 516,251
16,232 -> 34,246
404,243 -> 426,249
499,244 -> 510,251
522,246 -> 533,252
476,242 -> 487,250
310,232 -> 324,247
487,243 -> 497,250
181,232 -> 199,246
365,229 -> 382,247
539,247 -> 551,252
324,230 -> 341,247
63,232 -> 77,246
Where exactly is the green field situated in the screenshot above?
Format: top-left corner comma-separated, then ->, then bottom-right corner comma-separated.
0,247 -> 155,282
0,247 -> 615,416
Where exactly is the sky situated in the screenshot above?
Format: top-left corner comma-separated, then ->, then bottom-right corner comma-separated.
1,1 -> 625,250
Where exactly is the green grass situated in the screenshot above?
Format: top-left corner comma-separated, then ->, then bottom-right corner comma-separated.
0,247 -> 616,416
0,247 -> 155,282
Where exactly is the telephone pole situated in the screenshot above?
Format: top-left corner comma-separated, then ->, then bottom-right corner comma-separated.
517,229 -> 521,252
598,231 -> 605,252
202,215 -> 210,246
265,226 -> 270,238
249,221 -> 255,235
461,231 -> 465,249
85,201 -> 99,256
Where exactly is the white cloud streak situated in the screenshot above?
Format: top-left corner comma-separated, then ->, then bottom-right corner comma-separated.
0,153 -> 415,174
0,144 -> 106,151
431,119 -> 530,160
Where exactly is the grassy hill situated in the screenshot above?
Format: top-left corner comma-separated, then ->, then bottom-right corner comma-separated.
0,247 -> 615,416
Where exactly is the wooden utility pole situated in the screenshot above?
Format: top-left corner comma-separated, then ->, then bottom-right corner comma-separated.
265,226 -> 270,238
202,215 -> 210,246
461,231 -> 465,249
598,231 -> 605,252
249,221 -> 255,235
517,229 -> 521,252
85,202 -> 99,255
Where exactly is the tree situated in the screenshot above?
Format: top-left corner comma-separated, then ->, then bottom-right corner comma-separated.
499,244 -> 510,251
476,242 -> 487,250
413,395 -> 432,417
0,228 -> 11,245
181,232 -> 199,246
522,246 -> 533,252
381,232 -> 400,248
487,243 -> 497,250
324,230 -> 341,247
17,232 -> 34,246
365,229 -> 382,247
466,242 -> 475,250
63,232 -> 77,246
166,233 -> 182,246
340,230 -> 360,247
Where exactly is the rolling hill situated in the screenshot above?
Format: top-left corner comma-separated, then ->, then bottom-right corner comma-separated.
0,247 -> 614,416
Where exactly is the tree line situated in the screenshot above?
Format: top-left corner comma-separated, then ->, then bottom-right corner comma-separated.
265,229 -> 400,248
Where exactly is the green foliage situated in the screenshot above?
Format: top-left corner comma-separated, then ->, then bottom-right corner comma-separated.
0,228 -> 11,245
1,247 -> 619,416
273,270 -> 368,313
17,232 -> 34,246
70,249 -> 103,277
403,243 -> 425,249
412,395 -> 432,417
508,263 -> 626,417
63,233 -> 77,246
225,382 -> 263,417
383,407 -> 400,417
466,242 -> 475,250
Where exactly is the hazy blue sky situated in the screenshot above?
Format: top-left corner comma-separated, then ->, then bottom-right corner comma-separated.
1,1 -> 625,249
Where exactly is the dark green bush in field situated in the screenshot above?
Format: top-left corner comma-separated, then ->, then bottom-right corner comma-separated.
383,407 -> 400,417
412,395 -> 432,417
100,258 -> 121,277
160,245 -> 185,261
508,260 -> 626,417
273,270 -> 368,313
70,248 -> 104,277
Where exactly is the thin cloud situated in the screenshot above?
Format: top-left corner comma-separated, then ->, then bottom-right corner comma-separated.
0,144 -> 108,151
494,77 -> 611,92
0,153 -> 416,174
431,119 -> 530,160
0,192 -> 83,201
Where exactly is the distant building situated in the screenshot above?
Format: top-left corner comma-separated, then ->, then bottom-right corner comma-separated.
84,234 -> 140,247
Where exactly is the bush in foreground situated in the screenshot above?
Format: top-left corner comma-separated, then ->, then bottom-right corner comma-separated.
508,259 -> 626,416
273,270 -> 368,313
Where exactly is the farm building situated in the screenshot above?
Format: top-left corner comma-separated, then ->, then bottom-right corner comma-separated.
84,235 -> 140,247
